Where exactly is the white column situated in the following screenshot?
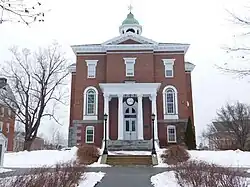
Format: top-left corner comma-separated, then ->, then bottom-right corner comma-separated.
103,93 -> 109,140
151,93 -> 159,140
118,94 -> 124,140
137,94 -> 144,140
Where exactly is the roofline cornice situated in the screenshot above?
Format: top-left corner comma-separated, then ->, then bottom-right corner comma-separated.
71,43 -> 190,55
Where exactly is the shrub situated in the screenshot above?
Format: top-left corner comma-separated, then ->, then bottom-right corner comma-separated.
0,161 -> 85,187
161,145 -> 190,165
174,160 -> 248,187
77,144 -> 100,165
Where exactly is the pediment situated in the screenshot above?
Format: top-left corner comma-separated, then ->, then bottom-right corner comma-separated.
118,39 -> 142,44
102,33 -> 158,45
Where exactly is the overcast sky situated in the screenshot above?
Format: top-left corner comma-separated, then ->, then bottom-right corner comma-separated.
1,0 -> 250,144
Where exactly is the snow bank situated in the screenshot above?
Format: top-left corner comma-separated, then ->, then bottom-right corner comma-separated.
4,147 -> 78,168
151,171 -> 178,187
79,172 -> 105,187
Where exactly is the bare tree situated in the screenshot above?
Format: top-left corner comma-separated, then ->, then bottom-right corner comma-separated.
204,102 -> 250,150
0,43 -> 69,150
217,7 -> 250,77
0,0 -> 45,25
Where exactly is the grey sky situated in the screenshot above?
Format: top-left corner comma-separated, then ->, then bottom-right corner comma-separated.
1,0 -> 250,143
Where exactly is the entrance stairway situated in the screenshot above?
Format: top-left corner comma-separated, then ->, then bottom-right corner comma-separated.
107,140 -> 152,151
106,155 -> 153,166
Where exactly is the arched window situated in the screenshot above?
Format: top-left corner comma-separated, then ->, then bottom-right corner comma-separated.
85,126 -> 94,143
167,125 -> 176,143
83,86 -> 98,120
166,88 -> 175,114
86,89 -> 96,115
163,86 -> 178,119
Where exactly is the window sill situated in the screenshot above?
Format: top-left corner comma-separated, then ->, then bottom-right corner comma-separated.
164,114 -> 179,120
83,115 -> 98,120
168,141 -> 177,143
85,141 -> 94,144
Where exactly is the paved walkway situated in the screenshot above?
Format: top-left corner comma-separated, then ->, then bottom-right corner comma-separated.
92,166 -> 168,187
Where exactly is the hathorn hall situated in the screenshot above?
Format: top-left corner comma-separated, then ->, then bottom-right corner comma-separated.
68,10 -> 195,151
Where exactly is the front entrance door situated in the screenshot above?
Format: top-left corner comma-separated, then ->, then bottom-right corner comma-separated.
125,119 -> 137,140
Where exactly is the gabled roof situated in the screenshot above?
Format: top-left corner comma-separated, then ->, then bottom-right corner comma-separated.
102,32 -> 158,45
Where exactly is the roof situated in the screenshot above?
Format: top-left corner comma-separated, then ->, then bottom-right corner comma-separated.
122,12 -> 139,25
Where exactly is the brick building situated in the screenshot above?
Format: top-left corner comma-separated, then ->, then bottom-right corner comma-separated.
68,10 -> 195,149
0,78 -> 16,151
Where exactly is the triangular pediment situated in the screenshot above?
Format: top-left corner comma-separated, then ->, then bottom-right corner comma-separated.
102,33 -> 158,45
118,39 -> 142,44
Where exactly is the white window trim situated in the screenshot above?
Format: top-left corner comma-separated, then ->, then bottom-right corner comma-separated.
83,86 -> 98,120
162,59 -> 175,78
163,85 -> 178,120
167,125 -> 177,143
8,108 -> 11,117
0,121 -> 3,132
85,126 -> 94,143
124,57 -> 136,77
86,60 -> 98,79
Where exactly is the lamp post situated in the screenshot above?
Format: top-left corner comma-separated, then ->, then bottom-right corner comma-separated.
103,113 -> 108,155
151,113 -> 156,155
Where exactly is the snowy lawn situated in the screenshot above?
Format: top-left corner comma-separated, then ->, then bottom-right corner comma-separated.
188,150 -> 250,168
156,148 -> 250,168
4,147 -> 111,168
4,147 -> 78,168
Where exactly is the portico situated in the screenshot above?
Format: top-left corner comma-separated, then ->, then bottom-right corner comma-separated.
99,83 -> 161,141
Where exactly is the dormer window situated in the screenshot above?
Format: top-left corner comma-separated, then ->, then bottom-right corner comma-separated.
124,58 -> 136,77
86,60 -> 98,78
162,59 -> 175,78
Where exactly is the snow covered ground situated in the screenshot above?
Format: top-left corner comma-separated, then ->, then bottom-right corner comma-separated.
4,147 -> 78,168
156,148 -> 250,168
4,146 -> 250,169
151,171 -> 178,187
79,172 -> 105,187
3,147 -> 110,168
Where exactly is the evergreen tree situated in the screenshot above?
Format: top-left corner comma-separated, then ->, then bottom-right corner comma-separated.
184,117 -> 196,150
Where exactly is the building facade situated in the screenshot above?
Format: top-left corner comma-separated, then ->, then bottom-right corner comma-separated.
68,11 -> 195,148
0,78 -> 16,151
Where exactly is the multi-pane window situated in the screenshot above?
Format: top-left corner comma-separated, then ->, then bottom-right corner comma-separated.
162,59 -> 175,78
165,68 -> 173,77
85,126 -> 94,143
167,125 -> 176,143
86,89 -> 96,115
87,64 -> 96,78
86,60 -> 98,79
126,62 -> 135,76
166,89 -> 175,114
124,58 -> 136,77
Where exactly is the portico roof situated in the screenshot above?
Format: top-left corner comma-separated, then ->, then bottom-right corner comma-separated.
99,83 -> 161,95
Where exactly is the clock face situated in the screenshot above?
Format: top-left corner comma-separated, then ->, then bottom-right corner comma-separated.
126,97 -> 134,106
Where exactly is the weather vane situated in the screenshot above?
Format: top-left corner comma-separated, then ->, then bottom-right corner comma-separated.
128,4 -> 133,12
